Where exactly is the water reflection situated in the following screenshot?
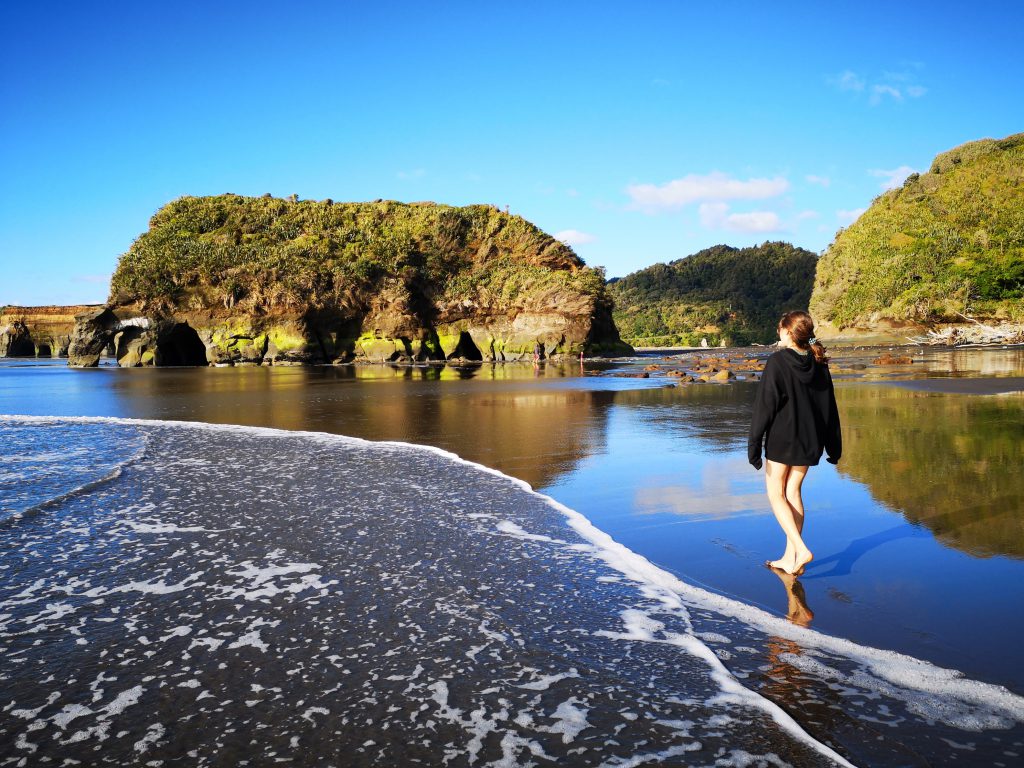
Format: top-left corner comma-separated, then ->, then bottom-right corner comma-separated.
618,379 -> 1024,562
755,631 -> 934,767
17,363 -> 620,490
607,384 -> 752,448
634,456 -> 765,519
914,347 -> 1024,377
836,386 -> 1024,558
768,569 -> 815,626
2,357 -> 1022,561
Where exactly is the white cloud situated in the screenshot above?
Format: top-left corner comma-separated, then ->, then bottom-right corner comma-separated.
698,202 -> 729,228
805,174 -> 831,187
397,168 -> 426,180
727,210 -> 781,232
881,70 -> 928,96
699,202 -> 781,233
837,208 -> 866,225
626,171 -> 789,211
831,68 -> 927,105
796,210 -> 820,221
882,69 -> 914,83
870,84 -> 903,104
554,229 -> 597,246
869,165 -> 916,190
830,70 -> 865,92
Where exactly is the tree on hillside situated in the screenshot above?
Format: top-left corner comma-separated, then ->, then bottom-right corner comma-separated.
608,242 -> 818,345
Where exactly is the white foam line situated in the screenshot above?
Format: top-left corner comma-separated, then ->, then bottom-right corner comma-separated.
0,429 -> 148,523
125,522 -> 213,534
7,415 -> 1024,748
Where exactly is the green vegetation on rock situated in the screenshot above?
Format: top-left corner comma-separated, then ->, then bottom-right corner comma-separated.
811,132 -> 1024,329
110,195 -> 601,314
607,242 -> 818,346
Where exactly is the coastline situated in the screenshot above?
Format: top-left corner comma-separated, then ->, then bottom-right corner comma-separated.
5,344 -> 1024,397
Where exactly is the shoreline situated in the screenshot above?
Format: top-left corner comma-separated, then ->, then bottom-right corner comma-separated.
3,348 -> 1024,704
4,345 -> 1024,398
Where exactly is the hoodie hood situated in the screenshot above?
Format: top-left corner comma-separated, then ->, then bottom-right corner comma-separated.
777,347 -> 817,383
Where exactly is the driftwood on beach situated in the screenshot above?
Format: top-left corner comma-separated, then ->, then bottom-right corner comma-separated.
906,314 -> 1024,347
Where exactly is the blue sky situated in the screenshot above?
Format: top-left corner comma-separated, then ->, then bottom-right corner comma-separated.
2,1 -> 1022,305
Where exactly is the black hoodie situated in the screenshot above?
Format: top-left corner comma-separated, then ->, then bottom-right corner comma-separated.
748,347 -> 841,470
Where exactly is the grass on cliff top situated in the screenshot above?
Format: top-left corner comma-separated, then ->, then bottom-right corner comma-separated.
811,132 -> 1024,328
608,242 -> 818,346
110,195 -> 606,314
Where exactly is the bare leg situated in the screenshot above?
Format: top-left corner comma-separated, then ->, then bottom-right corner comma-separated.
765,460 -> 813,575
765,461 -> 794,570
782,465 -> 808,565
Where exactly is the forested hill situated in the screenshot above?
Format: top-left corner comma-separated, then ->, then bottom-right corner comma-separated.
811,132 -> 1024,330
607,242 -> 818,346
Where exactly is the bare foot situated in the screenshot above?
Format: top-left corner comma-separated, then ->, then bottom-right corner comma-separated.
787,549 -> 813,576
766,557 -> 793,571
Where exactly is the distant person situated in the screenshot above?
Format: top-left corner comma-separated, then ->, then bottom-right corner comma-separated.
533,342 -> 543,363
748,310 -> 841,576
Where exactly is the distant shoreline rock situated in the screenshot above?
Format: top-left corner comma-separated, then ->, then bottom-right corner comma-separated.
0,305 -> 102,358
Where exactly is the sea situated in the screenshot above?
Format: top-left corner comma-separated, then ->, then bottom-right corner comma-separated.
2,349 -> 1023,767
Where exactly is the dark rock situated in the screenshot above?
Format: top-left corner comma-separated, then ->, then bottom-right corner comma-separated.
67,308 -> 122,367
0,320 -> 35,357
872,353 -> 914,365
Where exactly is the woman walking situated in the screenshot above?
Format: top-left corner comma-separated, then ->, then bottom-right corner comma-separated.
748,310 -> 842,576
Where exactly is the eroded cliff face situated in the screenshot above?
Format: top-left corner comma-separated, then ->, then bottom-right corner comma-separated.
67,295 -> 623,367
1,305 -> 101,358
67,196 -> 631,367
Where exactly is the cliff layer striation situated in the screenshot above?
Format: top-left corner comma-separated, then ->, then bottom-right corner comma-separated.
1,305 -> 101,358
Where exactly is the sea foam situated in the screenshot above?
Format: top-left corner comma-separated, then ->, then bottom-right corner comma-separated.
2,414 -> 1023,767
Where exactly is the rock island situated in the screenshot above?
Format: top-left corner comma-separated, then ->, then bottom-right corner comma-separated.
65,196 -> 631,367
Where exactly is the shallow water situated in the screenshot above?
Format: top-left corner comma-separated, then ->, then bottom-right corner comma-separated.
1,351 -> 1023,765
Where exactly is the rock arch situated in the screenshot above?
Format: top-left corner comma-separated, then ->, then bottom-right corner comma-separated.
157,323 -> 208,366
448,331 -> 482,361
